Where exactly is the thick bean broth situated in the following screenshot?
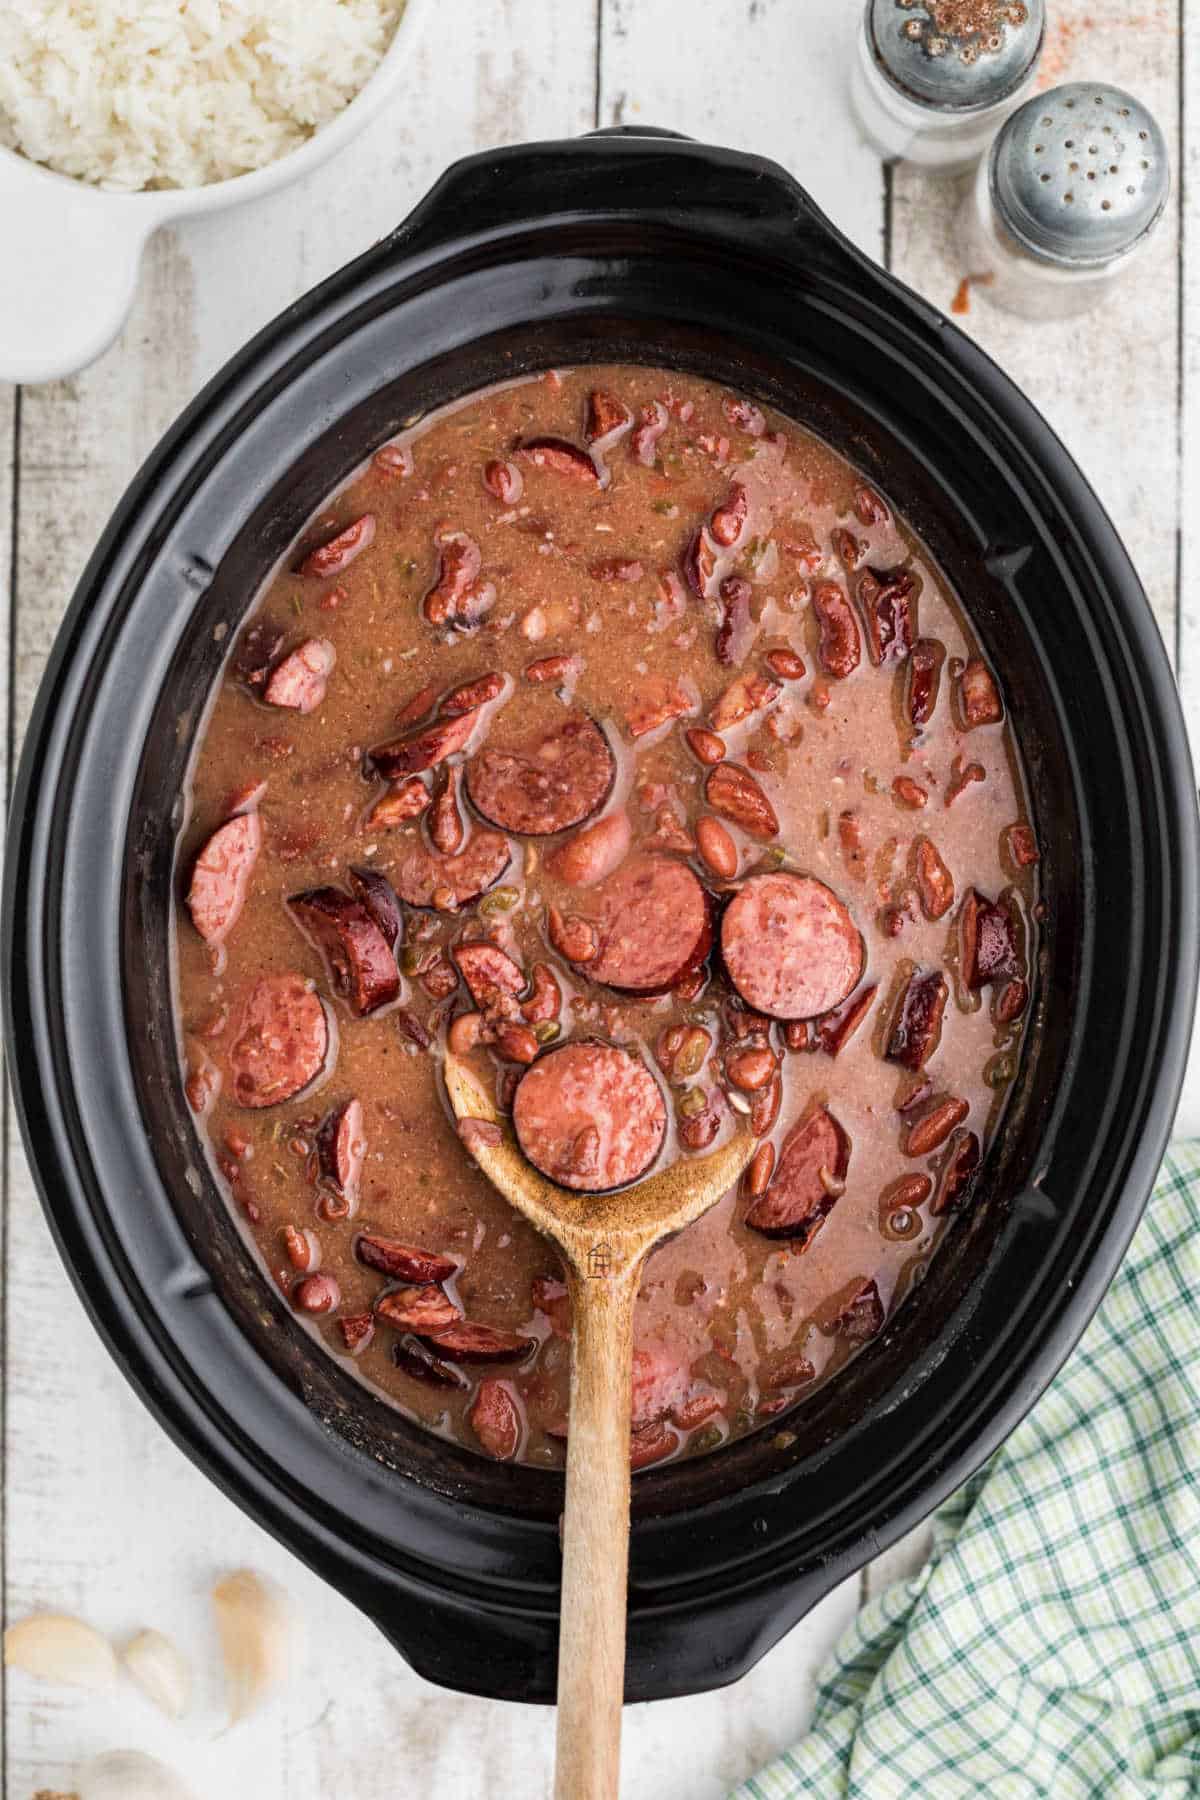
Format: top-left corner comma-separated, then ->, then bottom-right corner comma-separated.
176,366 -> 1038,1471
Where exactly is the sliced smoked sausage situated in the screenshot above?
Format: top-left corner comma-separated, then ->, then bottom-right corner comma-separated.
584,855 -> 712,995
288,887 -> 401,1015
513,1041 -> 667,1192
388,829 -> 511,910
744,1105 -> 850,1242
228,973 -> 332,1108
465,713 -> 615,836
187,812 -> 261,947
721,872 -> 863,1020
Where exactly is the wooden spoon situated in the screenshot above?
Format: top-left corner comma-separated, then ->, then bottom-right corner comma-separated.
444,1048 -> 755,1800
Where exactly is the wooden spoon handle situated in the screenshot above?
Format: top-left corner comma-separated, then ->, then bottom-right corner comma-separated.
554,1259 -> 641,1800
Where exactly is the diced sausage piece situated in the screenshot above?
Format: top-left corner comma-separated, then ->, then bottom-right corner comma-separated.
995,977 -> 1029,1023
816,984 -> 878,1057
886,971 -> 948,1070
453,940 -> 524,1008
389,830 -> 512,910
424,529 -> 495,631
187,813 -> 262,947
521,962 -> 562,1025
1006,823 -> 1039,867
716,575 -> 756,666
517,437 -> 599,483
829,1278 -> 884,1344
710,672 -> 780,733
355,1235 -> 458,1283
368,707 -> 479,780
630,1420 -> 679,1469
228,974 -> 331,1108
832,527 -> 865,571
624,675 -> 699,740
710,483 -> 748,548
466,713 -> 615,835
631,1344 -> 693,1430
548,906 -> 599,964
858,566 -> 917,666
931,1128 -> 981,1216
298,514 -> 376,578
586,856 -> 712,995
440,671 -> 505,717
906,637 -> 946,727
959,888 -> 1019,988
347,866 -> 404,951
483,459 -> 523,504
513,1042 -> 667,1192
235,618 -> 287,688
470,1379 -> 524,1460
585,390 -> 631,442
811,581 -> 861,679
630,399 -> 669,466
288,887 -> 401,1015
374,442 -> 413,478
705,763 -> 779,839
723,396 -> 765,436
317,1097 -> 366,1202
392,1335 -> 468,1389
366,777 -> 431,828
545,810 -> 631,887
377,1284 -> 461,1334
958,657 -> 1004,728
339,1313 -> 375,1355
914,838 -> 955,921
721,873 -> 863,1020
744,1106 -> 851,1242
263,638 -> 336,713
417,1321 -> 536,1363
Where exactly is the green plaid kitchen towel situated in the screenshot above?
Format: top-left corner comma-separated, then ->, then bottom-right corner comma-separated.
734,1140 -> 1200,1800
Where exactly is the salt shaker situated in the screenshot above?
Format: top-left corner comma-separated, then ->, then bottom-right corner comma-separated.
956,83 -> 1170,319
850,0 -> 1045,173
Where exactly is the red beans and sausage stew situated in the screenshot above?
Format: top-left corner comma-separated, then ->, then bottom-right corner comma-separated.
177,366 -> 1038,1471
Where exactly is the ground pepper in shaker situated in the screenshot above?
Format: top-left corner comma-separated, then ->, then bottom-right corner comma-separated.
956,83 -> 1170,318
850,0 -> 1045,172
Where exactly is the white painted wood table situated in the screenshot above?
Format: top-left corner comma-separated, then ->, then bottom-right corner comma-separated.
2,3 -> 1195,1795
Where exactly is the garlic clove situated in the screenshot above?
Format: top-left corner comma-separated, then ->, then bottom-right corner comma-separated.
78,1749 -> 197,1800
212,1568 -> 292,1725
4,1612 -> 118,1691
121,1627 -> 192,1719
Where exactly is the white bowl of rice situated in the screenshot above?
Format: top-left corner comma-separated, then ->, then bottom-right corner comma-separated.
0,0 -> 429,383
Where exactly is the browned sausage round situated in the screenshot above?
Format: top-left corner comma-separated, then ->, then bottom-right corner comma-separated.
514,1041 -> 667,1192
582,855 -> 712,995
453,940 -> 524,1008
721,872 -> 862,1020
744,1105 -> 850,1240
316,1097 -> 366,1204
388,829 -> 511,910
465,714 -> 615,836
288,887 -> 401,1015
187,812 -> 261,947
228,974 -> 332,1109
347,867 -> 403,951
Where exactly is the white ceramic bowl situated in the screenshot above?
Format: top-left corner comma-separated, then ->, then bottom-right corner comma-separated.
0,0 -> 431,384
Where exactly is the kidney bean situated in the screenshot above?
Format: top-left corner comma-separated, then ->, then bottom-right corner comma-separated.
710,483 -> 748,548
839,810 -> 867,881
546,810 -> 631,886
686,726 -> 726,765
859,566 -> 917,666
1005,823 -> 1039,867
705,763 -> 779,839
904,1096 -> 969,1156
725,1046 -> 776,1092
448,1010 -> 484,1056
519,964 -> 561,1027
931,1129 -> 981,1215
696,815 -> 739,879
283,1224 -> 319,1272
423,529 -> 494,629
879,1173 -> 933,1234
906,638 -> 945,727
832,526 -> 865,571
893,776 -> 927,809
743,1141 -> 775,1199
548,906 -> 599,963
887,971 -> 948,1070
811,580 -> 861,679
630,399 -> 669,465
995,977 -> 1029,1023
525,654 -> 580,685
678,1100 -> 721,1151
682,527 -> 717,599
764,648 -> 806,680
298,514 -> 375,578
494,1022 -> 540,1064
483,459 -> 523,503
749,1075 -> 782,1138
854,486 -> 890,526
293,1272 -> 340,1314
518,437 -> 599,483
470,1379 -> 524,1460
958,658 -> 1004,728
440,671 -> 504,716
429,770 -> 465,856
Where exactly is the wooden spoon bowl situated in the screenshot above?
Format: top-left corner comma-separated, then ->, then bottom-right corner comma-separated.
443,1048 -> 755,1800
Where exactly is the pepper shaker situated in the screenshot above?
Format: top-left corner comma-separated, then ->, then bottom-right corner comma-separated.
850,0 -> 1045,173
956,83 -> 1170,318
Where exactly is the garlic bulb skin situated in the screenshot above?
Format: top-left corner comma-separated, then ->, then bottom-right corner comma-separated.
212,1568 -> 293,1725
3,1613 -> 118,1691
121,1628 -> 192,1719
78,1749 -> 197,1800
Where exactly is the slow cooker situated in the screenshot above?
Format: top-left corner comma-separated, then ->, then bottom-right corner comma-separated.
4,131 -> 1196,1702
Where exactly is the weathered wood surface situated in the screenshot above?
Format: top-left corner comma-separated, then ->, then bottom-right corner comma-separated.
1,0 -> 1192,1793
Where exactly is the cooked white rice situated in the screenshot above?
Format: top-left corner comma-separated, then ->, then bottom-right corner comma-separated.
0,0 -> 406,192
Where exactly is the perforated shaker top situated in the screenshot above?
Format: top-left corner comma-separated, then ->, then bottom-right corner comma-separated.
991,84 -> 1170,268
868,0 -> 1045,112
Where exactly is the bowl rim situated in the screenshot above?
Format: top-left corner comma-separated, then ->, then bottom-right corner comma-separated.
0,0 -> 432,217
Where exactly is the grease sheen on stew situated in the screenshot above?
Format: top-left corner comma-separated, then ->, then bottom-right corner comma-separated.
176,366 -> 1038,1472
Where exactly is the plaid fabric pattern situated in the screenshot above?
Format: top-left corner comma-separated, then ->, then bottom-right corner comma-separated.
734,1142 -> 1200,1800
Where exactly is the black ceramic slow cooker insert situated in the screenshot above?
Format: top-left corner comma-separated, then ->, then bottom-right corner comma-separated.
4,133 -> 1196,1703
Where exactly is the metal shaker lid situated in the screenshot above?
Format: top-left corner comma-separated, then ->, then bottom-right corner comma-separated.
990,83 -> 1170,268
868,0 -> 1045,113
